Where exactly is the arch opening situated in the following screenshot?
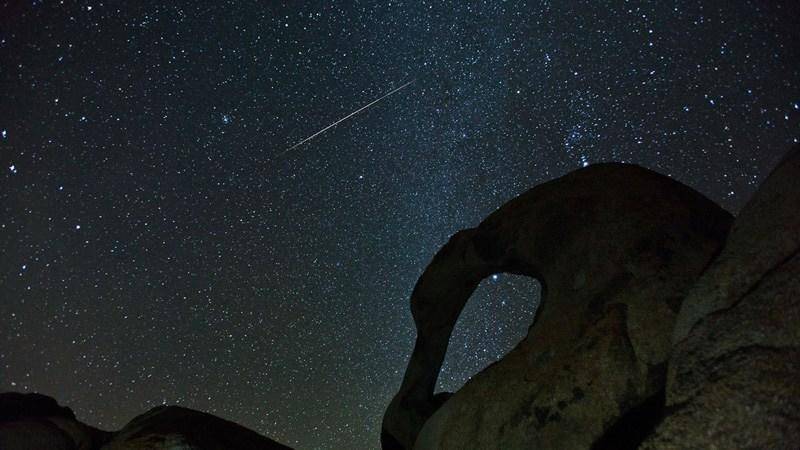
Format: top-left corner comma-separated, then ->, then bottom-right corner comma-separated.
437,273 -> 541,393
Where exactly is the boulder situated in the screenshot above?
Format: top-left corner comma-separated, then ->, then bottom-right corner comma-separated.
0,392 -> 110,450
382,163 -> 733,449
0,392 -> 292,450
0,392 -> 76,422
642,147 -> 800,448
101,405 -> 292,450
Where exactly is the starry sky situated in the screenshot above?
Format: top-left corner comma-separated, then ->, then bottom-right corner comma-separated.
1,1 -> 798,448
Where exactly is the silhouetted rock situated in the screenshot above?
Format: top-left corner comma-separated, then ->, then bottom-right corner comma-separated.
0,392 -> 292,450
0,392 -> 76,422
101,405 -> 292,450
0,392 -> 111,450
0,419 -> 77,450
641,147 -> 800,448
383,163 -> 733,449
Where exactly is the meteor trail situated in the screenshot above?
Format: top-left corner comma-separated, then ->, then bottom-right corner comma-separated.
280,79 -> 415,155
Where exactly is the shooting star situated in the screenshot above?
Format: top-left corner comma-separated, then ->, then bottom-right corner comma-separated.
280,79 -> 415,155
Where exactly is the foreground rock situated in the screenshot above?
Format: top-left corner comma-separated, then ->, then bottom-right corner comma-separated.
382,163 -> 733,449
102,405 -> 292,450
0,392 -> 112,450
641,148 -> 800,448
0,392 -> 291,450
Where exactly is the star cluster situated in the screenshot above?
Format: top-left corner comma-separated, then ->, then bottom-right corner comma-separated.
1,2 -> 798,448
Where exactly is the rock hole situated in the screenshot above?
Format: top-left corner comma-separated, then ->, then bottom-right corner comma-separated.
436,274 -> 540,393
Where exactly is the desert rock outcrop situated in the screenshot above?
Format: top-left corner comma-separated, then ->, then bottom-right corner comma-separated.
641,148 -> 800,448
382,163 -> 733,449
0,392 -> 291,450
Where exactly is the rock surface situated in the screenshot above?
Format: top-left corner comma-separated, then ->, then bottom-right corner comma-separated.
0,419 -> 77,450
382,163 -> 733,449
641,147 -> 800,448
0,392 -> 291,450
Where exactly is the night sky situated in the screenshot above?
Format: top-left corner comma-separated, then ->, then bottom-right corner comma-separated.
1,1 -> 799,448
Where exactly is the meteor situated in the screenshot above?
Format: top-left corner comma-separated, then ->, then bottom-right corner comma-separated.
280,79 -> 415,155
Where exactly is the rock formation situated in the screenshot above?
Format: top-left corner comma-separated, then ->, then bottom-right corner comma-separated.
641,147 -> 800,448
382,163 -> 734,449
384,147 -> 800,449
0,392 -> 112,450
0,392 -> 292,450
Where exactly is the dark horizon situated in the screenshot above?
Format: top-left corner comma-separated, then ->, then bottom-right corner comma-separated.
1,2 -> 799,448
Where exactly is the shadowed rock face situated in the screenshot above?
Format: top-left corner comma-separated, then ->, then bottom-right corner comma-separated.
382,163 -> 733,449
641,148 -> 800,448
0,392 -> 292,450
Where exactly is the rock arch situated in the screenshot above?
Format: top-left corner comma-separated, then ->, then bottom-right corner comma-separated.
382,163 -> 733,449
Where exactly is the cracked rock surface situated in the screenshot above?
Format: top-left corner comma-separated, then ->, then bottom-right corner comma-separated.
642,147 -> 800,449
